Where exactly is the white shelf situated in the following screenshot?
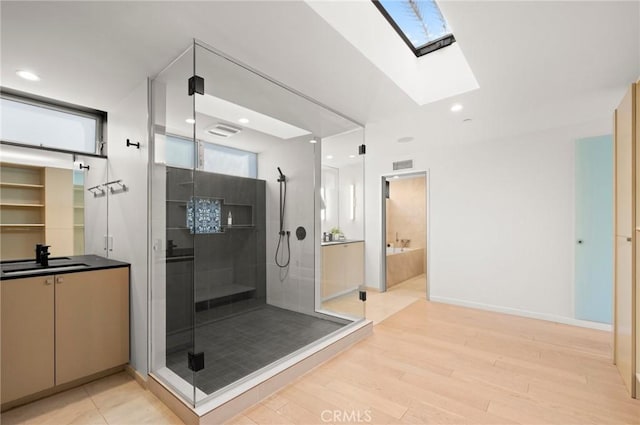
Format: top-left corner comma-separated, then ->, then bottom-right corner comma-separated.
0,182 -> 44,189
0,203 -> 44,208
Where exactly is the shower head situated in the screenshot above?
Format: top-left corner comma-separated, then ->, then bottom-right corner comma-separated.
277,167 -> 285,182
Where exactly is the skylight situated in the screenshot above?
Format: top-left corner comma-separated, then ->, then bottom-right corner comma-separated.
372,0 -> 455,57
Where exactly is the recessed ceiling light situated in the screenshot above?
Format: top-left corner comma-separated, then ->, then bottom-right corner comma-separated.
185,118 -> 195,124
326,155 -> 333,159
397,136 -> 414,143
16,70 -> 40,81
238,118 -> 250,124
349,155 -> 356,158
450,104 -> 463,112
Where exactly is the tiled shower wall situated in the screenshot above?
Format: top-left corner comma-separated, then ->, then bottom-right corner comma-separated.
165,166 -> 266,351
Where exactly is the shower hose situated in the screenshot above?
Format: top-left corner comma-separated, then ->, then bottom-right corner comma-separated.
275,174 -> 290,268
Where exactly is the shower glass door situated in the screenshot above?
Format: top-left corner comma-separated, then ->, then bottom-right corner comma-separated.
318,128 -> 367,319
149,43 -> 198,405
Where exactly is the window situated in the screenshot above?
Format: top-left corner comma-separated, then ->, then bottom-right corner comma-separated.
202,143 -> 257,179
166,135 -> 196,169
165,134 -> 257,179
0,93 -> 104,155
372,0 -> 455,57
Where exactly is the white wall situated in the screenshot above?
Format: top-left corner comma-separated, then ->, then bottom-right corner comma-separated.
258,139 -> 317,315
82,155 -> 108,256
364,118 -> 611,328
106,79 -> 149,375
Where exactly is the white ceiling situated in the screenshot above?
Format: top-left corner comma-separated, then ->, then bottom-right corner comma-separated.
322,128 -> 365,168
1,1 -> 638,147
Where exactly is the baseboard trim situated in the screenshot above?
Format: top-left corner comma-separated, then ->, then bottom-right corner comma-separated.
125,364 -> 148,389
430,296 -> 612,331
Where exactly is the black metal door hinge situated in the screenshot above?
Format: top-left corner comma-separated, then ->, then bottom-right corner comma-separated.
188,76 -> 204,96
358,144 -> 366,155
359,290 -> 367,302
188,351 -> 205,372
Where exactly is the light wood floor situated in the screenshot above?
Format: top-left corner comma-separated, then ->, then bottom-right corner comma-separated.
231,299 -> 640,424
5,275 -> 639,424
322,274 -> 426,324
0,371 -> 182,425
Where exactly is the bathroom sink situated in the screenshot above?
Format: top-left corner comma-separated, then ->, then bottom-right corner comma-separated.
1,261 -> 89,275
0,257 -> 70,265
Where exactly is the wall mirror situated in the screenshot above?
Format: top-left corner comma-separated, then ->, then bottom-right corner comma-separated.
0,143 -> 108,260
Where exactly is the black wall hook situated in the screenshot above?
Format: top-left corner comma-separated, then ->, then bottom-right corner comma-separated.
79,164 -> 90,171
126,139 -> 140,149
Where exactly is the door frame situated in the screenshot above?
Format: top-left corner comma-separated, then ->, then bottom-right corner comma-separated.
380,170 -> 430,299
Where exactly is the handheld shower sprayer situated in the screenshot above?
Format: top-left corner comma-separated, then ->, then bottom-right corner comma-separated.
275,167 -> 290,268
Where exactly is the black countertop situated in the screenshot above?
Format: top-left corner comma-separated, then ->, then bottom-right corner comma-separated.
1,255 -> 130,280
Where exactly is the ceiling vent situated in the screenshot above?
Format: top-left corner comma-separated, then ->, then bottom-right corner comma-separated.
392,159 -> 413,171
206,123 -> 241,138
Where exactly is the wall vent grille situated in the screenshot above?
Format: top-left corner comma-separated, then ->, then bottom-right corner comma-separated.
392,160 -> 413,170
207,123 -> 241,138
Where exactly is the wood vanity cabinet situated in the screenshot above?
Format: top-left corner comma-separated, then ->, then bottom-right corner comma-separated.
55,268 -> 129,385
1,275 -> 55,404
1,267 -> 129,405
321,242 -> 364,299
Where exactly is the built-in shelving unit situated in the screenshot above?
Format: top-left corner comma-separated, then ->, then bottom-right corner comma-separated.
1,163 -> 77,260
73,184 -> 84,255
0,163 -> 45,259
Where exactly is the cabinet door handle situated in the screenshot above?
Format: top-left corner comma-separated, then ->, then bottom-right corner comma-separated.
44,278 -> 53,285
55,276 -> 64,284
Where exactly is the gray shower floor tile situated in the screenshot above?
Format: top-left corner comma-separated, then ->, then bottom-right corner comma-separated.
166,304 -> 345,394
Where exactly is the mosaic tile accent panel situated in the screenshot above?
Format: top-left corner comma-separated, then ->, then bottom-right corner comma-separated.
187,197 -> 222,234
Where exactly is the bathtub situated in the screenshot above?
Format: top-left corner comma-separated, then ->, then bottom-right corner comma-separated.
386,247 -> 425,288
386,246 -> 418,255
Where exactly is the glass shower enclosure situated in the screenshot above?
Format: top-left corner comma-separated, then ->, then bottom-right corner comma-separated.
149,40 -> 366,407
